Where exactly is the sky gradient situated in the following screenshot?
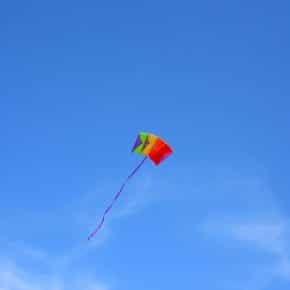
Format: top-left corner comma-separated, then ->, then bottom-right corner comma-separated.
1,0 -> 290,289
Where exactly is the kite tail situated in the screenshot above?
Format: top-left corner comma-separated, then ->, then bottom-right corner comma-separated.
88,156 -> 147,240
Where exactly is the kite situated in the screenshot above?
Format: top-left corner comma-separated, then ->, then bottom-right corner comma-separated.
87,132 -> 173,240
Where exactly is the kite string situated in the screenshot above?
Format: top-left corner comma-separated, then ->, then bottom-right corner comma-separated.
88,156 -> 148,240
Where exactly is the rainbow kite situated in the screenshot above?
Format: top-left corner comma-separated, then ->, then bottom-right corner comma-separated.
88,132 -> 173,240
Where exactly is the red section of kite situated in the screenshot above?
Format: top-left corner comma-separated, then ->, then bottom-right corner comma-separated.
149,138 -> 173,165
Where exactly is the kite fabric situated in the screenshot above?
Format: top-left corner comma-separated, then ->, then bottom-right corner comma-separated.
87,132 -> 173,240
132,132 -> 173,165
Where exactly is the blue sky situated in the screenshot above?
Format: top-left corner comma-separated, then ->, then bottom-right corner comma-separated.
1,0 -> 290,289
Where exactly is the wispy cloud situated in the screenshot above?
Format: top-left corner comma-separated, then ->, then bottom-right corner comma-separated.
196,165 -> 290,289
202,217 -> 290,289
0,235 -> 110,290
0,259 -> 109,290
112,175 -> 155,218
5,241 -> 48,262
0,171 -> 169,290
0,169 -> 168,290
73,172 -> 162,241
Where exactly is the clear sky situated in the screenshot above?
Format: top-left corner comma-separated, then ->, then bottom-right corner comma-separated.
1,0 -> 290,289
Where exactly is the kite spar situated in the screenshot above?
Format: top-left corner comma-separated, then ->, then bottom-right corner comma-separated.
88,132 -> 173,240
